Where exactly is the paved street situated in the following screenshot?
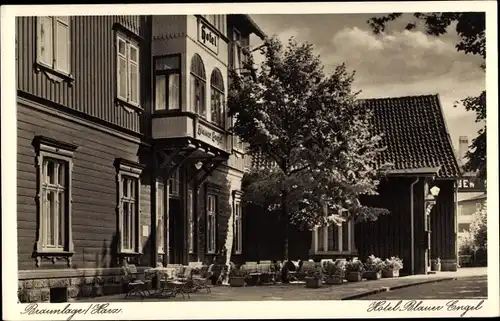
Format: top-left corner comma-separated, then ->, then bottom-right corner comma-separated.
360,276 -> 487,300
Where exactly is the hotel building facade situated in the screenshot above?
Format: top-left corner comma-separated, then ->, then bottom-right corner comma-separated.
16,14 -> 264,302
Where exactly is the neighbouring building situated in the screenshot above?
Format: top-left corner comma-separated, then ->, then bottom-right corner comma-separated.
244,95 -> 462,276
455,136 -> 487,240
16,14 -> 265,302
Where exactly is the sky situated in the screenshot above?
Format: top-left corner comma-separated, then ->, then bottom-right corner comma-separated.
249,13 -> 485,152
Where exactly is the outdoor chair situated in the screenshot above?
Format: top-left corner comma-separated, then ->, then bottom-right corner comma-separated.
258,262 -> 276,284
164,266 -> 194,298
192,264 -> 214,293
122,264 -> 151,299
243,262 -> 262,286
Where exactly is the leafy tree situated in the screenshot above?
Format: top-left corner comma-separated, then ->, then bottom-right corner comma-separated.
367,12 -> 486,180
458,201 -> 487,266
228,36 -> 390,263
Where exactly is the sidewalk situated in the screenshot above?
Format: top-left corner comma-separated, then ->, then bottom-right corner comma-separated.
77,267 -> 488,302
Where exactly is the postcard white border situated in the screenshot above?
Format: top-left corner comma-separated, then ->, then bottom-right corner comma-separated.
2,1 -> 499,320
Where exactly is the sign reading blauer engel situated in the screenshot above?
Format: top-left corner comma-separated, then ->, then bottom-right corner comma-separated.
197,123 -> 225,149
198,20 -> 219,54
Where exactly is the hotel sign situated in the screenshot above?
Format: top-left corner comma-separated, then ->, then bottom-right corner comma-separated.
458,176 -> 486,192
198,20 -> 219,54
197,123 -> 225,150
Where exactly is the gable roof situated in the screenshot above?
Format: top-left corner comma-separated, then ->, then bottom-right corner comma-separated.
359,94 -> 461,179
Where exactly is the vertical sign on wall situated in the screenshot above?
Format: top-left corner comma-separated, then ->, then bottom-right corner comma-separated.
198,20 -> 219,55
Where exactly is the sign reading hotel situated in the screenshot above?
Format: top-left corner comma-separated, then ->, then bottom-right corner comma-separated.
458,175 -> 486,192
197,123 -> 225,150
198,20 -> 219,54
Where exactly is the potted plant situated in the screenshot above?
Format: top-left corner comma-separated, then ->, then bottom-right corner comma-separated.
345,258 -> 365,282
304,265 -> 323,288
229,268 -> 247,287
431,258 -> 441,272
382,257 -> 403,278
324,260 -> 345,285
364,255 -> 385,280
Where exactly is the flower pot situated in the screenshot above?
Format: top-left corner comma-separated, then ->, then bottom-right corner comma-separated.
382,269 -> 399,278
305,277 -> 322,288
364,271 -> 382,280
325,275 -> 343,285
346,272 -> 362,282
431,261 -> 441,272
229,277 -> 246,287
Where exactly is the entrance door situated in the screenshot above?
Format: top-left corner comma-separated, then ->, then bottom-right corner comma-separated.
168,198 -> 184,264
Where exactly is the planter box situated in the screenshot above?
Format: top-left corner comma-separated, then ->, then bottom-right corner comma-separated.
441,260 -> 458,272
305,277 -> 322,288
229,277 -> 246,287
346,272 -> 362,282
364,271 -> 382,280
325,275 -> 343,285
382,269 -> 400,278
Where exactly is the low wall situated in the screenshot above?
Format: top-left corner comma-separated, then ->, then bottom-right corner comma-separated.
18,267 -> 150,303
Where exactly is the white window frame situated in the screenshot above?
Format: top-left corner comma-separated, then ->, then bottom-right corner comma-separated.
187,189 -> 195,254
36,16 -> 71,76
207,194 -> 217,254
168,167 -> 180,197
156,181 -> 165,254
210,74 -> 225,128
154,55 -> 181,111
313,220 -> 355,254
233,28 -> 242,72
34,137 -> 77,267
116,159 -> 143,254
116,33 -> 140,108
234,200 -> 243,254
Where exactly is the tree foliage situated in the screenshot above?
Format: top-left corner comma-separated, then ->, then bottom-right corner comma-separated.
229,36 -> 390,236
367,12 -> 486,180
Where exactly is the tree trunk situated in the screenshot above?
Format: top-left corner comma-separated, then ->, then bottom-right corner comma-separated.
281,189 -> 290,283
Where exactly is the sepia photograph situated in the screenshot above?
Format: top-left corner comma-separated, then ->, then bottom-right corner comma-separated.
1,1 -> 498,320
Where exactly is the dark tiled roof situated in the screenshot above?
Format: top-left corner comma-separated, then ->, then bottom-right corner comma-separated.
359,94 -> 461,179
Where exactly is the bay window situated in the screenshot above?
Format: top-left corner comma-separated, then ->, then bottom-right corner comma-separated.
210,69 -> 225,127
154,55 -> 181,111
190,54 -> 206,117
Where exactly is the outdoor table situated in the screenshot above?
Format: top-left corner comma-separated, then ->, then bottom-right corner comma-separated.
144,268 -> 177,298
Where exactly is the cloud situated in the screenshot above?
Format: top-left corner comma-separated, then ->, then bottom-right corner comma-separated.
325,26 -> 484,86
318,26 -> 485,124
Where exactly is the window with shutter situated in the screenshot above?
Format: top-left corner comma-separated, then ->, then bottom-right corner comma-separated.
116,33 -> 141,110
36,16 -> 72,82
